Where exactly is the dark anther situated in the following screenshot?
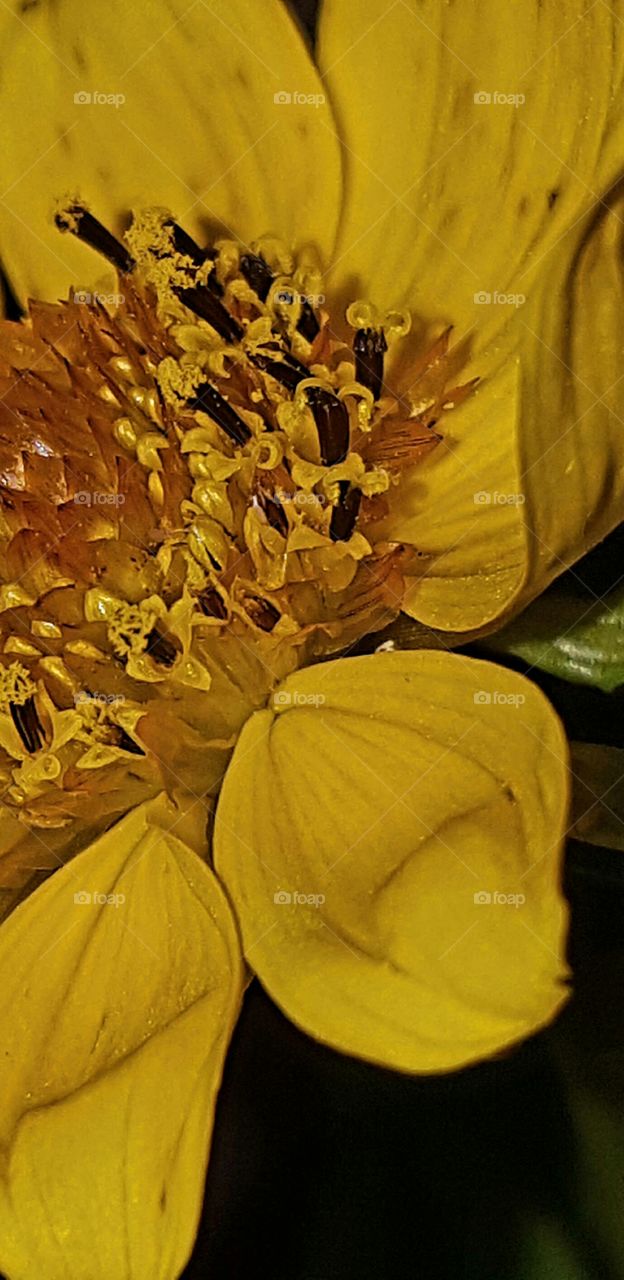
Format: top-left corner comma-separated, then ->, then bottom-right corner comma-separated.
116,728 -> 145,756
353,328 -> 387,400
280,350 -> 310,379
163,219 -> 207,266
176,283 -> 242,343
145,628 -> 178,667
247,597 -> 280,632
205,267 -> 225,298
163,222 -> 224,297
251,352 -> 308,393
10,696 -> 46,754
256,489 -> 289,536
55,204 -> 135,275
306,386 -> 350,465
297,299 -> 320,343
198,588 -> 228,620
239,252 -> 274,302
187,382 -> 251,446
330,482 -> 361,543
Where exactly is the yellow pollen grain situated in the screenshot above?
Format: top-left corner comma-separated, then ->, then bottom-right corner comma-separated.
0,662 -> 36,709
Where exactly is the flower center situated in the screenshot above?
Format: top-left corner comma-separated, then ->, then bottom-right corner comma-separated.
0,202 -> 474,844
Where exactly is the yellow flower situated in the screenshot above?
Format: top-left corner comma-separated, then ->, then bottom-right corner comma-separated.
0,0 -> 608,1274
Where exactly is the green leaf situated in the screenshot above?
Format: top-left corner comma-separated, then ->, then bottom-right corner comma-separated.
482,581 -> 624,692
569,742 -> 624,853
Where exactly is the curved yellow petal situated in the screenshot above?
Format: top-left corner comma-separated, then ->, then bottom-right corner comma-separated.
0,794 -> 243,1280
319,1 -> 624,627
0,0 -> 341,303
214,651 -> 570,1075
514,190 -> 624,605
376,359 -> 528,631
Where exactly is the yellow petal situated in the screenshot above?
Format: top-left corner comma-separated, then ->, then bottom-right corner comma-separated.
0,794 -> 243,1280
376,360 -> 528,631
319,1 -> 624,627
215,651 -> 570,1074
0,0 -> 341,303
513,192 -> 624,605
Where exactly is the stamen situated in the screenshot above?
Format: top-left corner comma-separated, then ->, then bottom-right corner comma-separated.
297,299 -> 320,343
241,253 -> 319,340
10,697 -> 46,754
0,663 -> 44,753
55,202 -> 134,275
163,220 -> 225,297
145,628 -> 178,667
277,289 -> 320,343
255,489 -> 289,536
240,252 -> 274,302
187,383 -> 251,446
176,282 -> 243,344
330,482 -> 361,543
251,351 -> 308,393
353,328 -> 387,401
116,728 -> 146,756
306,386 -> 350,465
246,597 -> 280,631
162,219 -> 207,267
197,588 -> 228,620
